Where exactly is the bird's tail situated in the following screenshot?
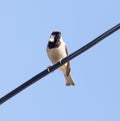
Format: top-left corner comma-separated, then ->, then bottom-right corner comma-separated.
64,74 -> 75,86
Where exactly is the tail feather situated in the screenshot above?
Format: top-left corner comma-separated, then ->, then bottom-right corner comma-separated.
64,74 -> 75,86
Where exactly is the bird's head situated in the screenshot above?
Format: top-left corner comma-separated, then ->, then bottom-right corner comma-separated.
48,31 -> 62,49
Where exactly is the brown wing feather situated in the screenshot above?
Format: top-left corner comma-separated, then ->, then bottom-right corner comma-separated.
65,46 -> 71,76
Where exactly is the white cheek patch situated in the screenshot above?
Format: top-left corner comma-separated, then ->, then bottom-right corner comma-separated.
49,35 -> 55,42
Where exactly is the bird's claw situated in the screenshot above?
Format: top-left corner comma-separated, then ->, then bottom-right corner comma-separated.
58,58 -> 62,64
47,66 -> 52,72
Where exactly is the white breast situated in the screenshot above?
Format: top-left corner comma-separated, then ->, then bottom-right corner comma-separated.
47,41 -> 67,64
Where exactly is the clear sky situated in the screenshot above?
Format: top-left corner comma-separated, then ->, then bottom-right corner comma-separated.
0,0 -> 120,121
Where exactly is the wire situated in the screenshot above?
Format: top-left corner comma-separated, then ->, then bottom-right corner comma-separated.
0,23 -> 120,105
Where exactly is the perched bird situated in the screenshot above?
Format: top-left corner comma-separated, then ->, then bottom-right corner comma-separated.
47,31 -> 75,86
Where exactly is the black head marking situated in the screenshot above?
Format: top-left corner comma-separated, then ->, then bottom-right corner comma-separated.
51,31 -> 61,36
48,31 -> 61,49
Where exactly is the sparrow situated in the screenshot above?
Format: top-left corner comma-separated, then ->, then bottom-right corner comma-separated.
47,31 -> 75,86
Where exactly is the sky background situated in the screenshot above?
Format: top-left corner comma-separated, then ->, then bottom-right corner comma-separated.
0,0 -> 120,121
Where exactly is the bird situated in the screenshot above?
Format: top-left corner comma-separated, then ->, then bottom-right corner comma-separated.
46,31 -> 75,86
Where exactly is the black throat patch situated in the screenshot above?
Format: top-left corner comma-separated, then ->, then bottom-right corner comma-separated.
48,39 -> 61,49
48,32 -> 61,49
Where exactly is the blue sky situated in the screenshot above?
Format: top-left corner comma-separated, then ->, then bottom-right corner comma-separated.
0,0 -> 120,121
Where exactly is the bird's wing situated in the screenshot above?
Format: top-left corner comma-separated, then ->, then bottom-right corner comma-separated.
65,45 -> 71,76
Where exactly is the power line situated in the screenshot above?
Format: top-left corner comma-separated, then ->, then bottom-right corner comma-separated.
0,23 -> 120,105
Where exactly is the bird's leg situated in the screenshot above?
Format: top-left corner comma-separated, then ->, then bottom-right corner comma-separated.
58,58 -> 63,64
47,58 -> 63,72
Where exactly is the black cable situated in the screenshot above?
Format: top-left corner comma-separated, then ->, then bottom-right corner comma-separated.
0,23 -> 120,105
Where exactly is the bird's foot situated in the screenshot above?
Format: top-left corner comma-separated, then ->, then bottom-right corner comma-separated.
58,58 -> 62,64
47,66 -> 52,72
